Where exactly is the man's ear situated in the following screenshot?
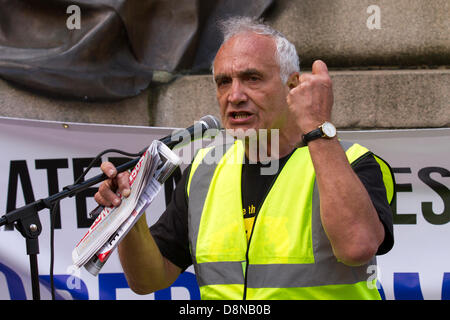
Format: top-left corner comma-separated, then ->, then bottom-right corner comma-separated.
286,72 -> 300,90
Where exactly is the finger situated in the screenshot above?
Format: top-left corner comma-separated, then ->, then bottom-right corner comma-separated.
312,60 -> 328,75
94,191 -> 110,207
94,188 -> 117,207
116,171 -> 131,198
299,73 -> 313,84
101,161 -> 117,178
98,179 -> 122,206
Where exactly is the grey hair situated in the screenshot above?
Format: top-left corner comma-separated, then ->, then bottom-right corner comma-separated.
213,16 -> 300,83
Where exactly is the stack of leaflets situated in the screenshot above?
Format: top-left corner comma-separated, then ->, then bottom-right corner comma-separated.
72,140 -> 181,276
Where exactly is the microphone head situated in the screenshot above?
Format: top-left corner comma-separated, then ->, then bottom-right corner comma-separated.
199,115 -> 221,130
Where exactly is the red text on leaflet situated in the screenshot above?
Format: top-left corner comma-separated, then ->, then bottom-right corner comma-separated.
75,150 -> 148,250
98,250 -> 112,262
129,151 -> 147,186
76,206 -> 112,247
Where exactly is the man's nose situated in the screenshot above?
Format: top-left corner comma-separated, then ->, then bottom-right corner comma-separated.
228,80 -> 247,105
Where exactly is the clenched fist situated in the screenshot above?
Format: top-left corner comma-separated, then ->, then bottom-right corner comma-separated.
94,161 -> 131,207
287,60 -> 334,137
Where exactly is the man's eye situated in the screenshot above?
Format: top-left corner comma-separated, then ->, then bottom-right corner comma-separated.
248,75 -> 260,82
216,78 -> 231,87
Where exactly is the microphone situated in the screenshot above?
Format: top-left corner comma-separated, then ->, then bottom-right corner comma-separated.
0,116 -> 222,232
107,114 -> 221,172
81,115 -> 221,219
160,115 -> 221,149
56,115 -> 221,205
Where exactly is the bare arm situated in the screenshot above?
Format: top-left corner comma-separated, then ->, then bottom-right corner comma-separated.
94,162 -> 181,294
307,137 -> 384,266
117,214 -> 181,294
286,60 -> 384,266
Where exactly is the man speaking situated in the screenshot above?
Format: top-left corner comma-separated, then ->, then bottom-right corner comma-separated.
94,17 -> 394,300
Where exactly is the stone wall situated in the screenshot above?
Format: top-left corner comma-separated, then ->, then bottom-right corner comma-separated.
1,0 -> 449,130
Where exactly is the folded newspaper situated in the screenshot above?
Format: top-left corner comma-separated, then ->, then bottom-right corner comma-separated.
72,140 -> 181,276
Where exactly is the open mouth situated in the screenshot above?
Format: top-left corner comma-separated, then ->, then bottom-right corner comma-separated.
231,111 -> 252,120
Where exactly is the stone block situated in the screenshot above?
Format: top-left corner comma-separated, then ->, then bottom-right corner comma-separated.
0,78 -> 150,126
331,69 -> 450,128
149,69 -> 450,129
266,0 -> 450,67
150,75 -> 220,128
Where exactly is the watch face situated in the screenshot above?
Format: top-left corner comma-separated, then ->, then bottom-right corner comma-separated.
322,122 -> 336,138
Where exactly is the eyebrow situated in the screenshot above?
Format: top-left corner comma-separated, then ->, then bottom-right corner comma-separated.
214,74 -> 230,84
239,68 -> 264,78
214,68 -> 264,84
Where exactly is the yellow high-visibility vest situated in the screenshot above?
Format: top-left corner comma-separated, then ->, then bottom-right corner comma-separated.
187,140 -> 394,300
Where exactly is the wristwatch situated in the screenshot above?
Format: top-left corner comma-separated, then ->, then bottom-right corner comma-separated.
302,121 -> 337,144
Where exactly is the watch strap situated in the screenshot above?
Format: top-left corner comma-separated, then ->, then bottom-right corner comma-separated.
302,127 -> 323,144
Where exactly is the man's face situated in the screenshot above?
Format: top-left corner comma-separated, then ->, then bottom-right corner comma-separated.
213,33 -> 291,135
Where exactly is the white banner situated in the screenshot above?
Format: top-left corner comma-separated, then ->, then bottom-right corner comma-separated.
339,129 -> 450,300
0,117 -> 198,300
0,117 -> 449,300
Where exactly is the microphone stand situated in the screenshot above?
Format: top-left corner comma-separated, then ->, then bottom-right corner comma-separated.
0,156 -> 140,300
0,117 -> 221,300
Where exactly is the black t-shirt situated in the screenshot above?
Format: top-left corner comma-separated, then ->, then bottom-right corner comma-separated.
150,151 -> 394,272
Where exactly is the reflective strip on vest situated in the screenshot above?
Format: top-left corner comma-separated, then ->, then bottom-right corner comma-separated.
187,143 -> 236,264
187,140 -> 392,300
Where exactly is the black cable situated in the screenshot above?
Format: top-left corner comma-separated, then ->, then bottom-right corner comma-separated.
49,200 -> 58,300
73,148 -> 146,185
48,147 -> 145,300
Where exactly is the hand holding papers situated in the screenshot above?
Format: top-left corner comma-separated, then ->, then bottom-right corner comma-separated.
72,140 -> 181,276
